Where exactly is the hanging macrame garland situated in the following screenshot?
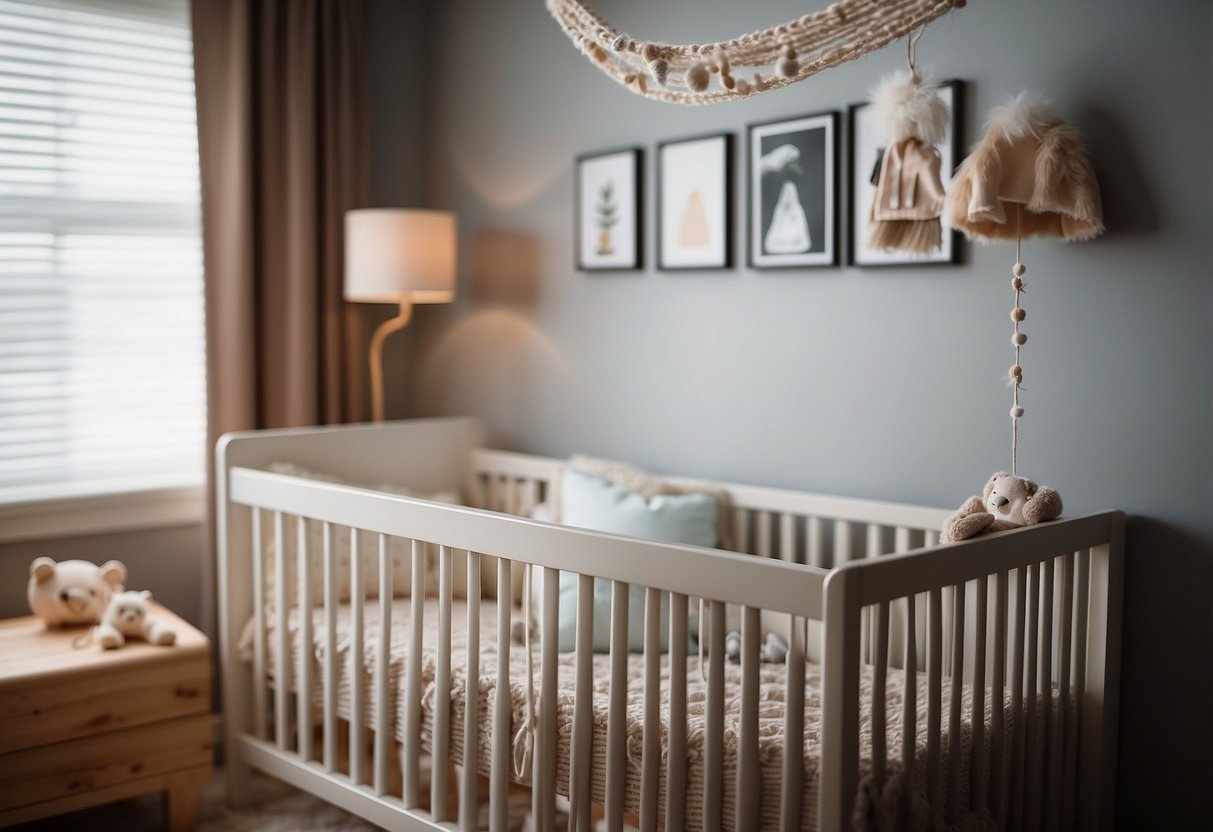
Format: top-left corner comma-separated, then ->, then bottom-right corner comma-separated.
546,0 -> 967,105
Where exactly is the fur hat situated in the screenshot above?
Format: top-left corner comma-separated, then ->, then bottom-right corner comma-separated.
946,93 -> 1104,243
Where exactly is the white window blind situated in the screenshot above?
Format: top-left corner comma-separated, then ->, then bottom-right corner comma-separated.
0,0 -> 205,504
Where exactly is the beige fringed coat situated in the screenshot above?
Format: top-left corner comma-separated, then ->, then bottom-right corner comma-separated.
946,101 -> 1104,242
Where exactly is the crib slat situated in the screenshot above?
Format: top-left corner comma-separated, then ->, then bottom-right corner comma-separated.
491,558 -> 511,832
925,529 -> 940,548
901,594 -> 917,827
251,509 -> 267,741
704,599 -> 726,832
756,510 -> 772,557
607,580 -> 629,832
1025,562 -> 1041,832
735,507 -> 750,553
403,540 -> 425,807
432,546 -> 453,822
1040,556 -> 1055,830
894,525 -> 911,555
926,587 -> 943,814
1058,553 -> 1076,832
971,575 -> 989,813
780,512 -> 796,562
991,570 -> 1009,827
640,587 -> 661,832
834,519 -> 852,566
571,574 -> 594,832
461,551 -> 481,832
297,517 -> 313,762
273,511 -> 288,750
374,534 -> 392,795
1009,566 -> 1028,832
807,516 -> 824,567
522,478 -> 540,517
667,593 -> 689,832
322,522 -> 338,771
946,582 -> 966,823
489,474 -> 503,513
504,476 -> 519,516
872,600 -> 889,790
349,528 -> 365,785
781,613 -> 805,832
737,605 -> 761,831
538,568 -> 559,832
863,526 -> 881,663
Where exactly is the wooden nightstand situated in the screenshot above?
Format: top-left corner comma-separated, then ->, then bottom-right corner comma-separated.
0,603 -> 213,830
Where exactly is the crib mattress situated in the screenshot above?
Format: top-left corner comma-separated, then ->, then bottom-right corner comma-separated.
247,600 -> 1055,831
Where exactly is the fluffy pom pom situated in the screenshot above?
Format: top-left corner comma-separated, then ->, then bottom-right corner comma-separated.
1013,332 -> 1028,346
1013,262 -> 1027,277
868,69 -> 949,144
685,62 -> 710,92
1011,405 -> 1025,419
1009,364 -> 1023,381
641,42 -> 660,62
1011,307 -> 1026,322
649,58 -> 669,86
1012,276 -> 1024,290
777,57 -> 799,78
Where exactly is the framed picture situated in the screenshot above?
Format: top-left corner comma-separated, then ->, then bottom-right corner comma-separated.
848,79 -> 964,267
576,147 -> 642,271
657,133 -> 733,270
747,111 -> 839,269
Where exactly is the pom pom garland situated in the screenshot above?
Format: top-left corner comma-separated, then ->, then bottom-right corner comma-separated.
1011,405 -> 1025,419
546,0 -> 966,105
1011,307 -> 1026,322
1013,332 -> 1027,346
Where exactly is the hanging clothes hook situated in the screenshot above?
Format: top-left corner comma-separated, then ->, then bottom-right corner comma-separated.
906,25 -> 925,83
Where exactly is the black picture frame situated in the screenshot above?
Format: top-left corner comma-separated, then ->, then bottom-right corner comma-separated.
656,132 -> 734,271
847,79 -> 965,267
746,110 -> 840,269
575,146 -> 643,272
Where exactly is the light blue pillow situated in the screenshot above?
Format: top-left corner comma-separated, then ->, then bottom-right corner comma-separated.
557,468 -> 716,652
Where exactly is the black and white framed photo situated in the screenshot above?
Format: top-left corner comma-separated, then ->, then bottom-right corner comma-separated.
657,133 -> 733,270
576,147 -> 642,271
747,111 -> 839,269
848,79 -> 964,267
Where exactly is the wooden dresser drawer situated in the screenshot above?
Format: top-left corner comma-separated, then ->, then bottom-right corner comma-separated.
0,713 -> 212,812
0,604 -> 211,754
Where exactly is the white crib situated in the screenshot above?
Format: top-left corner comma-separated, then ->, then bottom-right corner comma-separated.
216,417 -> 1123,831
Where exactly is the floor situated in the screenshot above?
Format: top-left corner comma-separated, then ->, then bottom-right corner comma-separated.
10,768 -> 380,832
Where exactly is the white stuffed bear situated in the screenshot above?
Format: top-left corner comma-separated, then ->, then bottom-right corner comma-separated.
27,557 -> 127,627
96,590 -> 177,649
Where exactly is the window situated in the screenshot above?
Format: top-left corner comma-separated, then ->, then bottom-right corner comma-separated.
0,0 -> 205,507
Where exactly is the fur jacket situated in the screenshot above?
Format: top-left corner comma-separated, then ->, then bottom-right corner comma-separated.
946,95 -> 1104,242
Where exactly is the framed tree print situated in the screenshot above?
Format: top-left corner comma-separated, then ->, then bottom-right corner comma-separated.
747,111 -> 839,269
576,147 -> 642,271
848,79 -> 964,266
657,133 -> 733,270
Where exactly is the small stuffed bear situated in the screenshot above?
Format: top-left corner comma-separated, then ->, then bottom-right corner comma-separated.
941,472 -> 1063,543
27,557 -> 127,627
96,590 -> 177,649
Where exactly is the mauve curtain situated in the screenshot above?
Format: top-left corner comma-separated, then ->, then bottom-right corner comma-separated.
192,0 -> 370,638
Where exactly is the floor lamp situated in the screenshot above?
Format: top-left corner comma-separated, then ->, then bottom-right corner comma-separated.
344,209 -> 456,422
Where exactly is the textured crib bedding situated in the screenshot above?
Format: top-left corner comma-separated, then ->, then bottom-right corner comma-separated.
249,599 -> 1060,831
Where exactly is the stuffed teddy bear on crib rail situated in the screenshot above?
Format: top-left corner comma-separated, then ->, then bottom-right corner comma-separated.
941,471 -> 1062,543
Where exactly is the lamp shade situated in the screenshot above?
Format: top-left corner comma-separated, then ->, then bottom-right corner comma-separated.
344,209 -> 457,303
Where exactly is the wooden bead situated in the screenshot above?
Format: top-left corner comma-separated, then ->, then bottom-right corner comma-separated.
1011,307 -> 1026,322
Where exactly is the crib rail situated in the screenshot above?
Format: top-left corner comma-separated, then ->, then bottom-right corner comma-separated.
819,511 -> 1124,832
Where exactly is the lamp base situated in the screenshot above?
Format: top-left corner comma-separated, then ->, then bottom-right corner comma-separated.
368,298 -> 413,422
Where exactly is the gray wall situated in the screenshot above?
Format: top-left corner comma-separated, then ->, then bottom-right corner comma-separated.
371,0 -> 1212,824
0,524 -> 204,625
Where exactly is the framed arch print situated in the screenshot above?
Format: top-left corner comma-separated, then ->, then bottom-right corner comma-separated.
747,110 -> 839,269
657,132 -> 733,270
576,147 -> 643,271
